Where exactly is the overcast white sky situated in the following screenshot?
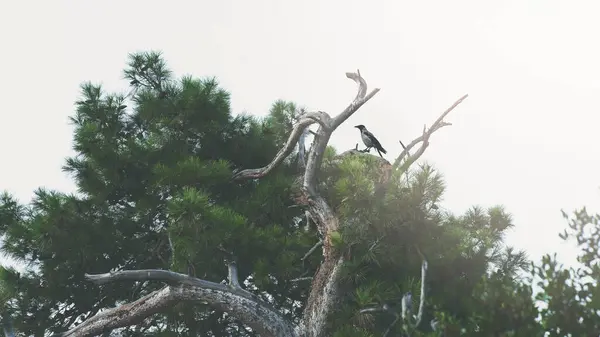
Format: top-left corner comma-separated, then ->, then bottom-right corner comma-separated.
1,0 -> 599,270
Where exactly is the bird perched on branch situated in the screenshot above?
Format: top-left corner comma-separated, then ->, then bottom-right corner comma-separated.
354,125 -> 387,158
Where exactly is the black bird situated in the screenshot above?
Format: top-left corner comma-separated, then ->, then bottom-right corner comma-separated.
354,125 -> 387,158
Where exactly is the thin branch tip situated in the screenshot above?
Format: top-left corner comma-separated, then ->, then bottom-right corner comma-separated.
392,93 -> 469,169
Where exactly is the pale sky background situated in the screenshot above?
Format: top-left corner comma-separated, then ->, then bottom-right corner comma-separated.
1,0 -> 599,272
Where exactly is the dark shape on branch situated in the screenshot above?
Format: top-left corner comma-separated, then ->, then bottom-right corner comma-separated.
354,124 -> 387,158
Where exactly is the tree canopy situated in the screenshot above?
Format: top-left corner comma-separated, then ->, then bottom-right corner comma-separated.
0,51 -> 598,337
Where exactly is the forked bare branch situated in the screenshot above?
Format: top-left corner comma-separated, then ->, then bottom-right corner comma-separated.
393,94 -> 468,171
331,72 -> 381,128
234,71 -> 379,182
233,117 -> 318,180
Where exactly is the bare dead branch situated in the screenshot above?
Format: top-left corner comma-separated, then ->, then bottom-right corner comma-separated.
59,285 -> 296,337
302,239 -> 323,262
234,69 -> 380,234
60,270 -> 296,337
290,277 -> 313,283
393,94 -> 468,171
359,304 -> 390,314
331,71 -> 381,128
399,140 -> 409,156
304,210 -> 312,232
232,117 -> 318,180
85,269 -> 255,302
401,292 -> 412,321
300,111 -> 332,130
57,286 -> 178,337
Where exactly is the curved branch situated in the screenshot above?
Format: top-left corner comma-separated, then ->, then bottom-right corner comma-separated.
60,269 -> 296,337
301,111 -> 332,130
233,117 -> 317,180
393,94 -> 468,171
58,286 -> 176,337
331,71 -> 381,128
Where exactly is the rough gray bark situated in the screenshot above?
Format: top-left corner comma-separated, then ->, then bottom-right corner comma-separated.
56,70 -> 468,337
58,269 -> 296,337
234,71 -> 380,337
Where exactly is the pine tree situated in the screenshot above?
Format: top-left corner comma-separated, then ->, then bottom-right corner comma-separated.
0,52 -> 544,337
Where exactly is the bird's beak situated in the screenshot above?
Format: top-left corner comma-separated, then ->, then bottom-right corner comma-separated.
354,125 -> 359,128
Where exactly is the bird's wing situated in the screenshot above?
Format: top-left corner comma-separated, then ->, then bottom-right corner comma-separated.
361,132 -> 373,146
364,130 -> 384,150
